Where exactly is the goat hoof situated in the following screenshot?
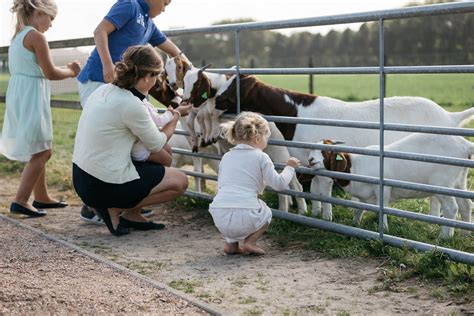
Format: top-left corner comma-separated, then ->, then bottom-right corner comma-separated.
192,146 -> 199,153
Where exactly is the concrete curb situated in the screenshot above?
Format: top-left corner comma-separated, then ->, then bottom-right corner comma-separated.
0,214 -> 224,316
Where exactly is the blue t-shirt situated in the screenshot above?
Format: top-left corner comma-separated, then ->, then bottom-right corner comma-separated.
77,0 -> 167,83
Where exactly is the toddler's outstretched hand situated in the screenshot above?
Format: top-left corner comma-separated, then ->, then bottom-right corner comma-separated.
67,61 -> 81,78
286,157 -> 300,168
175,102 -> 193,117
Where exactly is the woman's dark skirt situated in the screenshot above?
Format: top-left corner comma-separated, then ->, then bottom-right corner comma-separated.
73,162 -> 165,209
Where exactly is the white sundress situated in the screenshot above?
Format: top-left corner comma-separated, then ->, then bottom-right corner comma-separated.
1,26 -> 52,162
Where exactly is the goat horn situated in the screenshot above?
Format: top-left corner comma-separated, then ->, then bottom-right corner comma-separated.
332,140 -> 346,145
198,64 -> 212,73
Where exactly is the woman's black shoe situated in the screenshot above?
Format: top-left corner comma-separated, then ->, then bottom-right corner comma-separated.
10,202 -> 47,217
95,208 -> 129,236
120,217 -> 165,230
32,200 -> 68,209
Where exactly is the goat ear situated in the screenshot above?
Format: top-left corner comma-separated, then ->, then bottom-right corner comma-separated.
330,152 -> 347,172
240,75 -> 258,99
198,64 -> 212,74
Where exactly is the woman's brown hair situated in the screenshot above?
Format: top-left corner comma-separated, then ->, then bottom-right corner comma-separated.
113,45 -> 163,89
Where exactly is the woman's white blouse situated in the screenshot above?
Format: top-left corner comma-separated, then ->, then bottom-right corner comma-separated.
73,84 -> 167,184
210,143 -> 295,209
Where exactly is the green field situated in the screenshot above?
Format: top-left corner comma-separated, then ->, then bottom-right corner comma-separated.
261,73 -> 474,109
0,74 -> 473,296
1,73 -> 473,108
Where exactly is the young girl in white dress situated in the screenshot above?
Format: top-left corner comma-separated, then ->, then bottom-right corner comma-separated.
209,112 -> 300,255
1,0 -> 81,217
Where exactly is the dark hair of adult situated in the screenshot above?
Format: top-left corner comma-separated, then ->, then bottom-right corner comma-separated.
113,45 -> 163,89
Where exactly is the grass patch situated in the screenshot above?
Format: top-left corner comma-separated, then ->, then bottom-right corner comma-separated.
168,279 -> 202,294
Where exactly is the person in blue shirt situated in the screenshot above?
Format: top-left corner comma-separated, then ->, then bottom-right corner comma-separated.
78,0 -> 184,104
77,0 -> 187,225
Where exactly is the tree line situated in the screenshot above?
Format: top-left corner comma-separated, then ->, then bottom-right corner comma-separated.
171,1 -> 473,68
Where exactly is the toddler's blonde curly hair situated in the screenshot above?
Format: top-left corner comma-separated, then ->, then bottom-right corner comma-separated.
221,112 -> 271,145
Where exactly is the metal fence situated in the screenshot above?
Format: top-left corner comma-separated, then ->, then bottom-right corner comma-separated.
0,2 -> 473,264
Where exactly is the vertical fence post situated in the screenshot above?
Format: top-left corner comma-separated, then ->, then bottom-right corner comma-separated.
235,30 -> 241,114
308,56 -> 314,94
378,19 -> 386,239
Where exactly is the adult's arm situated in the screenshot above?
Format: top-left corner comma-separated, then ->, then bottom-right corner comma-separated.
94,19 -> 117,83
157,39 -> 189,61
123,100 -> 168,153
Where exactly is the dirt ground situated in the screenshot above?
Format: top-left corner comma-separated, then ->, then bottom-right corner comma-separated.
0,174 -> 473,315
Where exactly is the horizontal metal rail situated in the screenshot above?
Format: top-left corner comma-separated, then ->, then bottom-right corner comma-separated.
211,65 -> 474,75
161,2 -> 474,36
259,115 -> 474,137
264,186 -> 474,232
182,189 -> 474,265
177,166 -> 474,232
268,139 -> 474,169
273,209 -> 474,265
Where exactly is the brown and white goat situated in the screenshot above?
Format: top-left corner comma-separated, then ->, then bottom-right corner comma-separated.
165,54 -> 193,91
182,65 -> 230,151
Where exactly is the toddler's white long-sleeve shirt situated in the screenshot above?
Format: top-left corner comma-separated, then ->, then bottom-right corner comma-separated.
210,144 -> 295,209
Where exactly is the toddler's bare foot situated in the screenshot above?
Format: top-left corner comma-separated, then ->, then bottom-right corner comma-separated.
223,242 -> 245,254
242,243 -> 265,255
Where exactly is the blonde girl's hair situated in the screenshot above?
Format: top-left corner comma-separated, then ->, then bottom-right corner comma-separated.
221,111 -> 271,145
114,45 -> 163,89
11,0 -> 58,39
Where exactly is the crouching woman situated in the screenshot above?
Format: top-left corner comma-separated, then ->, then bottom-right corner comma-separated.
72,45 -> 189,236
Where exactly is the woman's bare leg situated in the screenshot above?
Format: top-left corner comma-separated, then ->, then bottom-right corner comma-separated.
121,167 -> 188,220
14,150 -> 51,211
33,165 -> 59,203
108,208 -> 122,230
242,223 -> 269,255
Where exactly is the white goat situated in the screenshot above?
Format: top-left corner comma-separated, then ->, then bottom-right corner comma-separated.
308,135 -> 473,239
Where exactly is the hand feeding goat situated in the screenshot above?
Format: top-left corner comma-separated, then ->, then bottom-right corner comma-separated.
148,72 -> 219,193
307,136 -> 473,239
212,74 -> 474,218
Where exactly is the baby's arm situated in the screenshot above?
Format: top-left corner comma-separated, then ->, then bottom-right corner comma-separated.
261,154 -> 296,191
145,102 -> 174,127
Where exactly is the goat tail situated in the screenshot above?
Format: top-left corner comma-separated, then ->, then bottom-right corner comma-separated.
451,106 -> 474,127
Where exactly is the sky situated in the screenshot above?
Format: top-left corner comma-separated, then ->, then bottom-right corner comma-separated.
1,0 -> 429,47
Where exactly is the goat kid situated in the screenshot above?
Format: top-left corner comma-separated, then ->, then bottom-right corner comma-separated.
182,65 -> 230,151
164,54 -> 193,90
308,136 -> 473,239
